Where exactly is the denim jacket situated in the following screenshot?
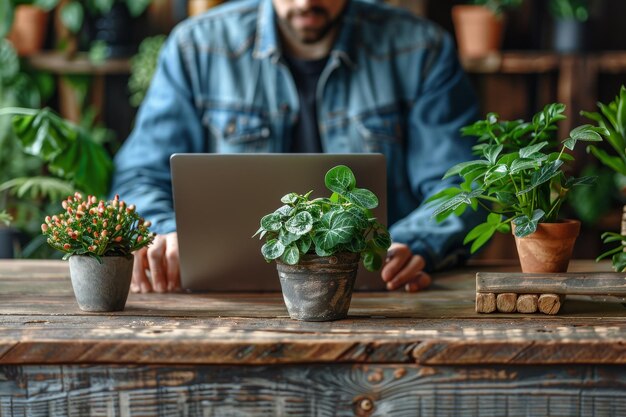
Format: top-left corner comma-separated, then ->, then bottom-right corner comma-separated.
111,0 -> 480,270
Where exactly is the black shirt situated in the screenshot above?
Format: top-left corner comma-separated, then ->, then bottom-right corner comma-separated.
283,53 -> 328,153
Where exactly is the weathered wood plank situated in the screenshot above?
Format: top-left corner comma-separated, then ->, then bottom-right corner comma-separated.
2,364 -> 626,417
475,292 -> 496,313
477,272 -> 626,295
496,293 -> 517,313
517,294 -> 538,313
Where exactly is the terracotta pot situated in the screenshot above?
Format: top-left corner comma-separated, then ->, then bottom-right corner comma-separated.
451,5 -> 504,59
276,252 -> 359,321
69,255 -> 134,312
513,220 -> 581,273
7,6 -> 49,56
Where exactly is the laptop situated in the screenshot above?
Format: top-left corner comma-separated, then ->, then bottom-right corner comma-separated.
171,153 -> 387,291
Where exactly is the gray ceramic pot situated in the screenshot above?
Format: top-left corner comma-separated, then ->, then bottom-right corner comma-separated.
69,255 -> 134,312
276,252 -> 359,321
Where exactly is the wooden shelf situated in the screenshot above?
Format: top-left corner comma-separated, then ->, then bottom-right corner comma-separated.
462,51 -> 626,74
25,52 -> 131,75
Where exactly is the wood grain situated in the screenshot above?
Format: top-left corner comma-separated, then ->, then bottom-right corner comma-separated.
538,294 -> 562,315
476,292 -> 496,313
1,260 -> 625,366
496,293 -> 517,313
516,294 -> 538,314
1,364 -> 626,417
477,272 -> 626,295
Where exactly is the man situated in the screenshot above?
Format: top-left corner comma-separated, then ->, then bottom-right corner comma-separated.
111,0 -> 479,294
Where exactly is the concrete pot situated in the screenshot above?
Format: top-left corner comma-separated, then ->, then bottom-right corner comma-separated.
513,220 -> 581,273
276,252 -> 359,321
69,255 -> 134,312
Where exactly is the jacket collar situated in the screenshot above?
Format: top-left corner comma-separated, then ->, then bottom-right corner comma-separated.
253,0 -> 358,68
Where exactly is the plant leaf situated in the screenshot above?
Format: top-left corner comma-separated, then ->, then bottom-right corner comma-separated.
373,231 -> 392,250
345,188 -> 378,209
280,193 -> 299,204
325,165 -> 355,194
261,239 -> 285,260
564,175 -> 596,188
280,244 -> 300,265
612,252 -> 626,272
442,160 -> 489,179
363,251 -> 382,272
313,211 -> 356,250
297,234 -> 312,254
484,144 -> 503,164
518,160 -> 563,195
512,209 -> 545,238
519,141 -> 549,158
60,1 -> 84,34
285,211 -> 313,235
260,213 -> 282,232
432,189 -> 483,217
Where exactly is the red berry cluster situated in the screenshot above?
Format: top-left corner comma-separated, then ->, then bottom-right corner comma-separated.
42,192 -> 155,259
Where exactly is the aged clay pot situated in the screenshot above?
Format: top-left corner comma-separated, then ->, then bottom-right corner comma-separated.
276,252 -> 359,321
452,5 -> 504,59
513,220 -> 581,273
69,255 -> 134,312
7,5 -> 49,56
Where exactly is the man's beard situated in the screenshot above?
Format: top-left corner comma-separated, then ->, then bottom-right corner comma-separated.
279,6 -> 341,44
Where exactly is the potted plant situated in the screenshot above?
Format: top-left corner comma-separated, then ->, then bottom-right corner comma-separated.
1,0 -> 59,56
255,165 -> 391,321
583,86 -> 626,271
452,0 -> 523,59
428,103 -> 607,273
41,192 -> 154,311
58,0 -> 153,57
128,35 -> 166,108
548,0 -> 589,53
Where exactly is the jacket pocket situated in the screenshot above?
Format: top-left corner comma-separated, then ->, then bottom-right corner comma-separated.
203,107 -> 272,153
354,108 -> 403,153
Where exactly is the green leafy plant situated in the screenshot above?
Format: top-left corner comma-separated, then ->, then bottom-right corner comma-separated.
42,192 -> 155,261
583,86 -> 626,177
59,0 -> 152,35
0,210 -> 11,226
0,105 -> 113,257
428,103 -> 607,253
0,0 -> 60,38
596,232 -> 626,272
472,0 -> 523,15
583,85 -> 626,271
254,165 -> 391,272
549,0 -> 589,21
128,35 -> 166,108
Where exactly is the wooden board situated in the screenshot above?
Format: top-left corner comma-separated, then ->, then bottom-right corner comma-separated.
2,364 -> 626,417
477,272 -> 626,296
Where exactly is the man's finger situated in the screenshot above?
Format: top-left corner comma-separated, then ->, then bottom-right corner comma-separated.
404,272 -> 432,293
131,248 -> 151,293
165,233 -> 180,291
381,245 -> 412,282
386,255 -> 426,290
146,236 -> 167,293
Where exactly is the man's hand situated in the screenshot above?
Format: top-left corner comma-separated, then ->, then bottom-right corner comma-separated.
131,232 -> 181,293
381,243 -> 431,293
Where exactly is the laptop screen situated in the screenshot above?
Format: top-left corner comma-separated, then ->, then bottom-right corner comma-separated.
171,153 -> 387,291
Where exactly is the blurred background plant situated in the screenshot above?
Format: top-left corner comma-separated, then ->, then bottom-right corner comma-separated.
128,34 -> 165,108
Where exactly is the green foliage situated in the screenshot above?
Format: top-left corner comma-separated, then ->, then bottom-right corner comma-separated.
0,210 -> 11,226
42,192 -> 155,261
549,0 -> 589,22
429,103 -> 608,253
471,0 -> 523,15
596,232 -> 626,272
128,35 -> 166,108
583,85 -> 626,271
583,86 -> 626,176
60,0 -> 152,35
255,165 -> 391,272
0,107 -> 113,198
0,0 -> 60,38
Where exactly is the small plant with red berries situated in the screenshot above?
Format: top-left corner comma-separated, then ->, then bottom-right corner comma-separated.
41,192 -> 155,261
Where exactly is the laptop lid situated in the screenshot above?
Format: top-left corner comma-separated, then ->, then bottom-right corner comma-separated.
171,153 -> 387,291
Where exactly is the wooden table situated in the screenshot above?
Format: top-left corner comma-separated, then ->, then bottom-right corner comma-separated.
1,260 -> 625,416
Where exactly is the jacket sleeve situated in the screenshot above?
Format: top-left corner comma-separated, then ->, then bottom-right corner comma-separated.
388,30 -> 482,271
110,28 -> 205,235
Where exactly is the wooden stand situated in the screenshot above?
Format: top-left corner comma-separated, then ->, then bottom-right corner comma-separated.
476,272 -> 626,314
